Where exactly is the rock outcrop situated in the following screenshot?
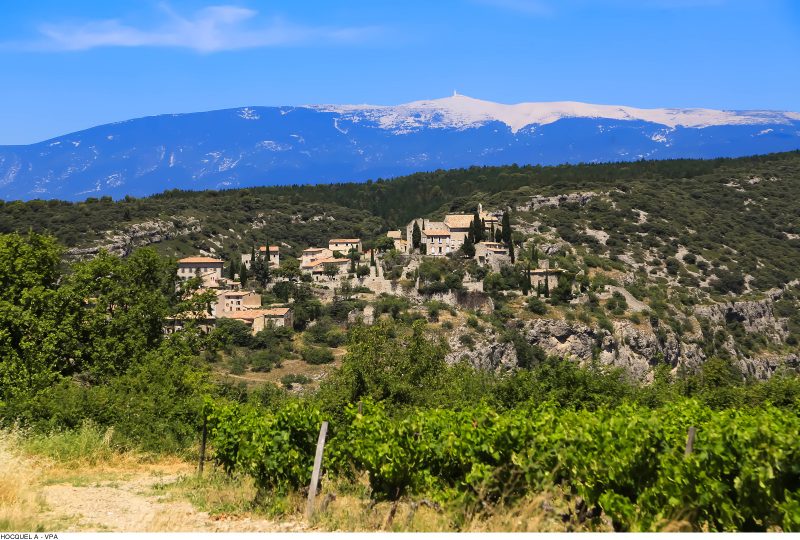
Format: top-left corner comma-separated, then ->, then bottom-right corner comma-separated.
694,292 -> 788,343
67,218 -> 201,258
444,325 -> 517,372
515,191 -> 600,212
516,309 -> 794,381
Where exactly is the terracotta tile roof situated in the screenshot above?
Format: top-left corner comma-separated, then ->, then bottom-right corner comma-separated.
178,256 -> 224,264
444,214 -> 474,229
301,257 -> 349,269
303,247 -> 327,253
217,290 -> 250,297
387,230 -> 402,239
218,307 -> 290,319
263,307 -> 291,317
258,246 -> 280,252
329,238 -> 361,243
423,229 -> 451,236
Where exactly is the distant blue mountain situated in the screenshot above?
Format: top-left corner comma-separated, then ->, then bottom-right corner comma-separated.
1,95 -> 799,201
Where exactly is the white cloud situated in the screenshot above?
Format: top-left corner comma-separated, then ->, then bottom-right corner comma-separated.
24,4 -> 380,53
473,0 -> 554,15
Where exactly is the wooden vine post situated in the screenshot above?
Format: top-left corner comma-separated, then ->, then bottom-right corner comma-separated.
306,421 -> 329,520
684,426 -> 696,457
198,415 -> 208,476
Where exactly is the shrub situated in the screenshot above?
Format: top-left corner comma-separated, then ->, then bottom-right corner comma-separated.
213,318 -> 254,348
527,297 -> 548,315
280,374 -> 311,389
301,346 -> 334,365
459,333 -> 476,349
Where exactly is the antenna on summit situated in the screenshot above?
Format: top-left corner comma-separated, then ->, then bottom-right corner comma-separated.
453,89 -> 458,97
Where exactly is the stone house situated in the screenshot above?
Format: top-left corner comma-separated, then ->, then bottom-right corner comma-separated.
475,241 -> 510,270
214,290 -> 261,315
387,230 -> 407,252
218,307 -> 293,333
301,247 -> 333,267
301,257 -> 350,279
443,214 -> 473,245
241,245 -> 280,269
422,229 -> 454,256
328,238 -> 362,254
478,203 -> 502,232
530,260 -> 563,291
177,256 -> 224,288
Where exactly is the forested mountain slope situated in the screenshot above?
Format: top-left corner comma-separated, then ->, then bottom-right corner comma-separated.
1,151 -> 799,293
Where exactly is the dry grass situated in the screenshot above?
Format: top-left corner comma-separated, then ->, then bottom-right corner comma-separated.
307,475 -> 611,532
0,425 -> 191,532
0,432 -> 51,531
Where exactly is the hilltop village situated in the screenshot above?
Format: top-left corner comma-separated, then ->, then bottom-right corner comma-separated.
173,203 -> 563,339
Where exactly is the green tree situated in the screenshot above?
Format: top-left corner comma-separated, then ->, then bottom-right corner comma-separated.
462,235 -> 475,258
323,262 -> 340,279
374,236 -> 395,252
252,249 -> 271,287
0,232 -> 79,401
521,263 -> 531,295
412,221 -> 422,251
65,248 -> 178,381
550,273 -> 574,305
276,257 -> 301,281
472,212 -> 483,242
530,243 -> 538,265
318,319 -> 447,411
501,211 -> 512,246
239,260 -> 249,287
348,248 -> 359,274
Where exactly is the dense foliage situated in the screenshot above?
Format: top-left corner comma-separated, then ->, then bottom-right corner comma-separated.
0,232 -> 213,451
208,397 -> 800,531
2,151 -> 800,293
200,320 -> 800,530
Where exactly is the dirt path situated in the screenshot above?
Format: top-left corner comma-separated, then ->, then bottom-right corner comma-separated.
40,473 -> 308,532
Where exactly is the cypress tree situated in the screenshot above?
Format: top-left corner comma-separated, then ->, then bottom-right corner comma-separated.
412,221 -> 422,251
370,249 -> 376,266
239,261 -> 248,287
501,211 -> 512,245
495,228 -> 502,243
228,259 -> 237,280
472,211 -> 482,242
462,235 -> 475,258
544,273 -> 550,298
521,263 -> 531,295
263,243 -> 271,283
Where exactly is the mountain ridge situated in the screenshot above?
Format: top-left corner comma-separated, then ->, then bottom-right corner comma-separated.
2,95 -> 799,201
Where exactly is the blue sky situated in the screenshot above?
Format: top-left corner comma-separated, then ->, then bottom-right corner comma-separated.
0,0 -> 798,145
